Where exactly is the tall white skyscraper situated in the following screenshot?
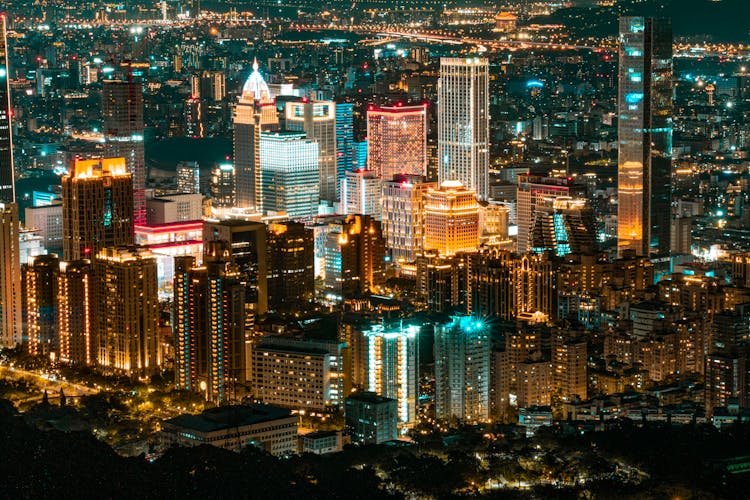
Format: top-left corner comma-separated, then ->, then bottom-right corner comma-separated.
438,57 -> 490,200
341,169 -> 381,219
286,100 -> 337,204
259,131 -> 320,219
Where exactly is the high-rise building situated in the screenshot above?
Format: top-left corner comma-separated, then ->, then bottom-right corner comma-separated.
361,322 -> 419,426
530,197 -> 595,256
434,316 -> 491,423
259,131 -> 319,219
233,60 -> 279,211
25,203 -> 63,255
61,157 -> 134,261
93,246 -> 160,376
551,333 -> 587,403
266,222 -> 314,311
102,80 -> 146,225
176,161 -> 200,195
203,218 -> 267,317
0,15 -> 14,205
286,100 -> 337,204
516,175 -> 586,254
438,57 -> 490,200
58,260 -> 94,365
0,203 -> 23,347
366,105 -> 427,180
24,254 -> 59,357
323,215 -> 385,300
382,174 -> 436,264
172,251 -> 247,403
184,97 -> 205,138
617,17 -> 673,257
341,169 -> 382,219
335,102 -> 354,200
423,180 -> 480,257
211,163 -> 235,209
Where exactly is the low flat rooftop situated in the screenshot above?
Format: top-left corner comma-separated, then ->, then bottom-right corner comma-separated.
164,404 -> 293,433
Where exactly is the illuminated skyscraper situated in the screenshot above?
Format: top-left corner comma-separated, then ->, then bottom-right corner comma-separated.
335,102 -> 354,199
266,222 -> 314,311
286,100 -> 337,204
24,254 -> 59,357
516,174 -> 585,254
211,163 -> 235,210
362,322 -> 419,426
93,246 -> 160,376
617,17 -> 673,257
438,58 -> 489,200
259,131 -> 319,219
530,197 -> 595,257
434,316 -> 490,423
366,105 -> 427,180
381,174 -> 436,264
176,161 -> 200,194
341,169 -> 381,219
0,202 -> 21,347
172,250 -> 247,404
61,158 -> 134,261
58,260 -> 94,365
102,80 -> 146,225
0,15 -> 14,204
233,59 -> 279,210
423,180 -> 480,257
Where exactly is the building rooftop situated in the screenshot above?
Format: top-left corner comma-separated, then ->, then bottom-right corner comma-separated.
346,392 -> 396,405
164,404 -> 292,433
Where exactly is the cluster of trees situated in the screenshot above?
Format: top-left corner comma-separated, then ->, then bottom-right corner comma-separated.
2,398 -> 750,499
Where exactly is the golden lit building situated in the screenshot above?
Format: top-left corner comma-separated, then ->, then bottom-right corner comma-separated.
94,246 -> 160,376
424,180 -> 480,257
366,104 -> 427,179
58,260 -> 94,365
0,203 -> 22,347
62,157 -> 134,261
24,254 -> 59,357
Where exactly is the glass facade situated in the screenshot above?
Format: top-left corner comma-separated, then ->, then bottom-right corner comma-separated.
0,16 -> 13,204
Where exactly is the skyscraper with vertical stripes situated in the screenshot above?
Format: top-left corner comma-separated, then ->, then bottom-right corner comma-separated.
0,14 -> 14,205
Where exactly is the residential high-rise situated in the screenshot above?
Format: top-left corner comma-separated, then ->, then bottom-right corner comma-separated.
341,169 -> 382,219
211,163 -> 235,209
93,246 -> 160,376
203,218 -> 267,318
345,392 -> 398,445
335,102 -> 354,200
323,215 -> 385,300
0,203 -> 22,347
286,100 -> 337,204
361,322 -> 420,426
423,180 -> 480,257
617,17 -> 673,257
259,131 -> 319,219
25,203 -> 63,255
58,260 -> 94,365
172,250 -> 247,403
381,174 -> 436,264
61,157 -> 134,261
438,57 -> 490,200
266,222 -> 314,311
0,15 -> 14,205
233,60 -> 279,211
102,80 -> 146,225
516,174 -> 586,254
366,105 -> 427,180
529,197 -> 595,257
24,254 -> 59,357
551,333 -> 588,403
434,316 -> 491,423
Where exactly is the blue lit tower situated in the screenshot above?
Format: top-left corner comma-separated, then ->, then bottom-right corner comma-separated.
434,316 -> 490,423
335,102 -> 354,200
0,14 -> 14,204
617,17 -> 673,257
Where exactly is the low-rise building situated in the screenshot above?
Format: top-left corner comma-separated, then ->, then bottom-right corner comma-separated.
299,430 -> 343,455
345,392 -> 398,444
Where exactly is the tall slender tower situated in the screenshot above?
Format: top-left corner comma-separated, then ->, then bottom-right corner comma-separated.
102,80 -> 146,225
233,59 -> 278,211
0,14 -> 14,204
286,100 -> 337,204
0,202 -> 22,347
617,17 -> 673,257
438,58 -> 490,200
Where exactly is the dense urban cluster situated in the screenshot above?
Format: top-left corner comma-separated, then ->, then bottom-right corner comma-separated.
0,0 -> 749,497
